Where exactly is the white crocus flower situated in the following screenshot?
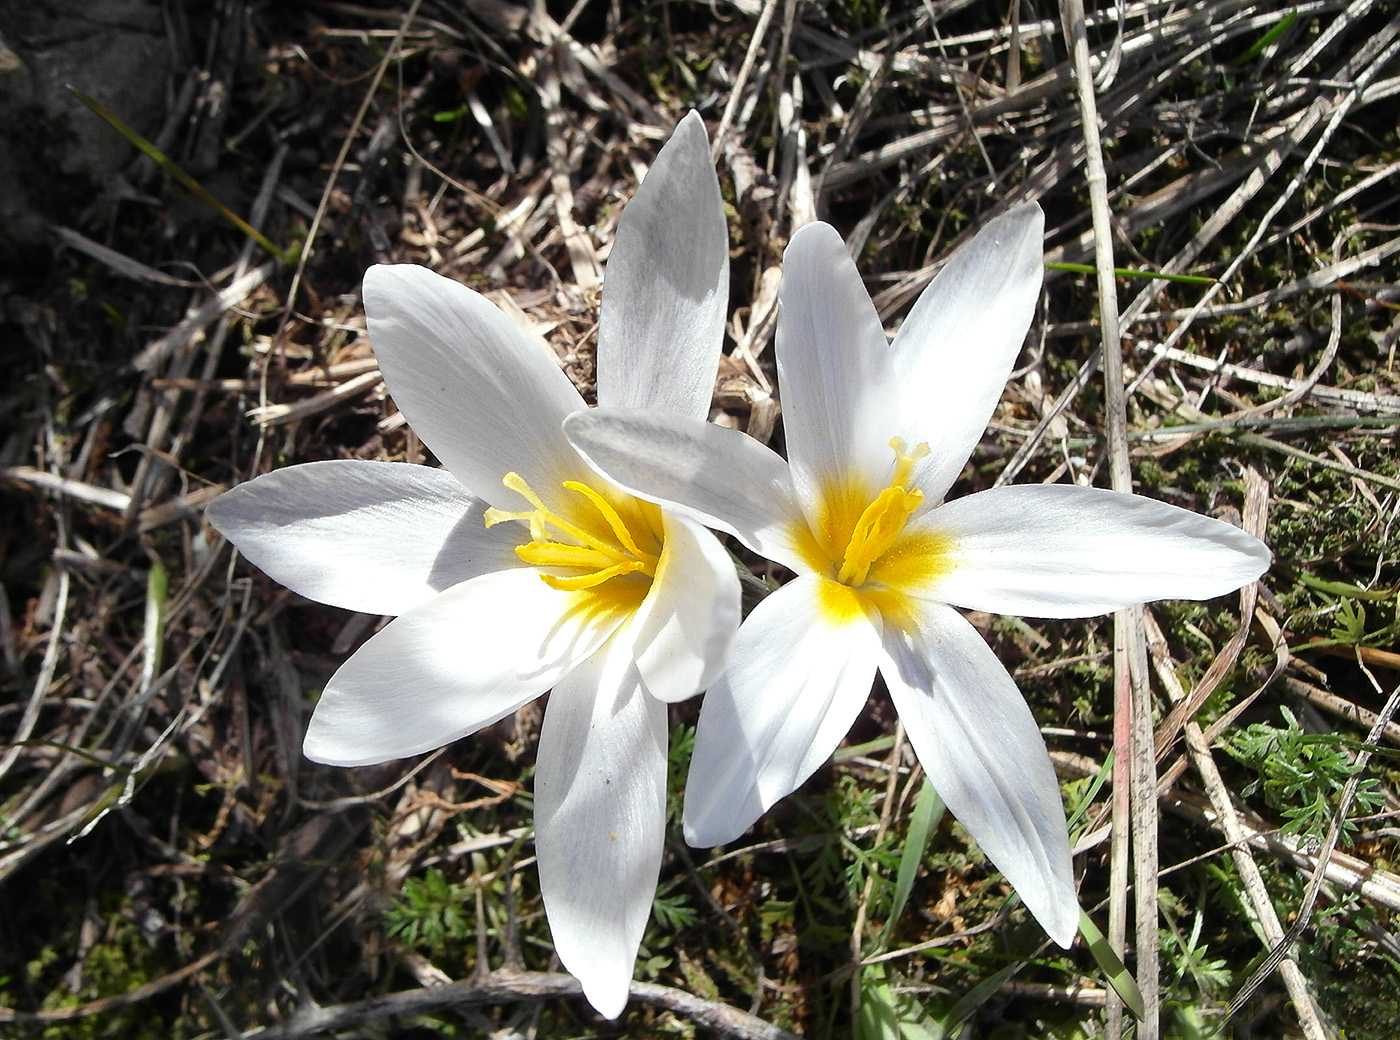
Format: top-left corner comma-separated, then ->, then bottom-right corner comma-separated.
205,112 -> 738,1018
563,202 -> 1271,947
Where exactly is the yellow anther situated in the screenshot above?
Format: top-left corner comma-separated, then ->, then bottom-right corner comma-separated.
836,438 -> 930,587
514,542 -> 620,570
538,561 -> 644,592
483,471 -> 659,592
562,480 -> 654,565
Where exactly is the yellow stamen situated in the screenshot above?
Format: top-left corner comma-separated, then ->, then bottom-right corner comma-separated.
484,471 -> 660,592
562,480 -> 651,562
536,561 -> 644,591
514,542 -> 634,572
836,438 -> 930,587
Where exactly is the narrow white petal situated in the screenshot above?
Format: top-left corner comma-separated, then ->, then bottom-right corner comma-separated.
535,641 -> 668,1020
303,569 -> 629,766
626,511 -> 741,703
880,602 -> 1078,947
564,408 -> 812,573
206,460 -> 523,616
890,204 -> 1045,503
777,222 -> 901,512
597,111 -> 728,421
683,576 -> 882,847
363,264 -> 587,504
923,484 -> 1272,618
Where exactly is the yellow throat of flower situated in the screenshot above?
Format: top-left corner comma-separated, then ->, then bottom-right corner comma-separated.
836,438 -> 928,586
803,438 -> 954,622
484,472 -> 662,593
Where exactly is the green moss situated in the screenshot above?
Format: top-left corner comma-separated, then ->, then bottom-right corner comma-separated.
12,915 -> 197,1040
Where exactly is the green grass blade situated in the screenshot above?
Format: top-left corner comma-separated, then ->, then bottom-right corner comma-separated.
879,776 -> 944,948
68,87 -> 292,263
1079,908 -> 1145,1019
1046,262 -> 1216,285
1290,569 -> 1396,601
856,965 -> 901,1040
1229,10 -> 1299,66
141,559 -> 168,695
4,739 -> 125,771
1066,749 -> 1114,834
939,962 -> 1024,1035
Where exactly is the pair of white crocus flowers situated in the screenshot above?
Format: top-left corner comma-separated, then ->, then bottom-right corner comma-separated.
208,113 -> 1269,1017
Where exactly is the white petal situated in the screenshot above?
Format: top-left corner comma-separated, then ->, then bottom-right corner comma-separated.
535,640 -> 668,1019
363,264 -> 587,504
923,484 -> 1272,618
564,408 -> 812,573
890,204 -> 1045,503
776,222 -> 901,514
879,602 -> 1078,947
304,569 -> 629,765
683,575 -> 882,847
626,511 -> 741,703
206,460 -> 523,616
597,111 -> 728,421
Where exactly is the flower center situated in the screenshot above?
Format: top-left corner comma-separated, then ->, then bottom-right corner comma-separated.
484,472 -> 661,592
836,438 -> 929,587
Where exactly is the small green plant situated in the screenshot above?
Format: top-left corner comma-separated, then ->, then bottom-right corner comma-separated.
651,875 -> 698,932
1159,888 -> 1233,995
1223,706 -> 1385,847
1304,593 -> 1400,652
856,962 -> 946,1040
384,868 -> 473,951
665,721 -> 696,825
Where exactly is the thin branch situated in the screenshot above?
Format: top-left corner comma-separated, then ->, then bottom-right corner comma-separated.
234,970 -> 800,1040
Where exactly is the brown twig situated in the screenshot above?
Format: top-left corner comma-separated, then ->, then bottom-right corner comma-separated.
234,969 -> 801,1040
